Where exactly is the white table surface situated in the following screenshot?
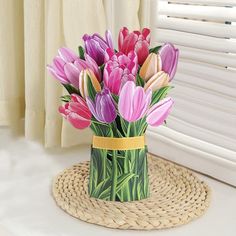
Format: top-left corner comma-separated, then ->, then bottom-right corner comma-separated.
0,127 -> 236,236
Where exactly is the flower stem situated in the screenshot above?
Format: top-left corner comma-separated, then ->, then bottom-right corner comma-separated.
91,120 -> 109,127
110,126 -> 117,201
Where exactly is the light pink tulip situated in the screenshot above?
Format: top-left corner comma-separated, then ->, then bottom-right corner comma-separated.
47,47 -> 101,88
146,97 -> 174,126
59,94 -> 92,129
63,54 -> 101,88
159,43 -> 179,81
47,47 -> 79,84
103,48 -> 138,95
118,81 -> 152,122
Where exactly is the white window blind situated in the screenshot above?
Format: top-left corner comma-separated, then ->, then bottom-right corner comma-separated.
147,0 -> 236,186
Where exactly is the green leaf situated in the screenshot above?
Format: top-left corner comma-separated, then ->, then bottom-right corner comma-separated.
91,177 -> 112,199
62,83 -> 79,95
120,117 -> 129,135
149,45 -> 162,54
112,94 -> 119,105
60,95 -> 71,102
78,46 -> 85,60
136,74 -> 145,87
99,64 -> 105,75
151,86 -> 173,106
98,173 -> 136,200
86,74 -> 97,101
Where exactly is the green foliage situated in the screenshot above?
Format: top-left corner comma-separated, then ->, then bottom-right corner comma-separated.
151,86 -> 173,106
62,83 -> 80,95
60,95 -> 71,102
78,46 -> 85,59
86,74 -> 97,101
99,64 -> 105,75
149,45 -> 162,54
111,94 -> 119,105
89,146 -> 149,202
136,74 -> 145,87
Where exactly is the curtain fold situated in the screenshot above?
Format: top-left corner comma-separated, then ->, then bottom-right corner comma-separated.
0,0 -> 150,147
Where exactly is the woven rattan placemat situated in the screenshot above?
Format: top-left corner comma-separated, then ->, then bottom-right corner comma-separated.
52,155 -> 211,230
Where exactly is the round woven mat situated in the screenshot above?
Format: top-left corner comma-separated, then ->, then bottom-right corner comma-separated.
52,155 -> 211,230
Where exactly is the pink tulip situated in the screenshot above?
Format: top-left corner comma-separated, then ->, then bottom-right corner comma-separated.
64,53 -> 101,88
159,43 -> 179,81
103,48 -> 138,95
146,97 -> 174,127
118,27 -> 150,65
118,81 -> 152,122
47,47 -> 79,84
59,94 -> 92,129
47,47 -> 101,88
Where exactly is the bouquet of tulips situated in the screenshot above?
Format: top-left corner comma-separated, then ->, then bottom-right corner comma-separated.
47,27 -> 179,202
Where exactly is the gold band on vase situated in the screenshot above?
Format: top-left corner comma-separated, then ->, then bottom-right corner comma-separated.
92,135 -> 146,150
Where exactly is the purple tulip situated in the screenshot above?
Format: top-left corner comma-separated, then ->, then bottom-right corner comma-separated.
118,81 -> 152,122
47,47 -> 79,84
146,97 -> 174,126
86,88 -> 117,123
103,48 -> 138,95
159,43 -> 179,81
83,30 -> 114,66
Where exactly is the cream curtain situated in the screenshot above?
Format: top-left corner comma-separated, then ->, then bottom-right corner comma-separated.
0,0 -> 150,147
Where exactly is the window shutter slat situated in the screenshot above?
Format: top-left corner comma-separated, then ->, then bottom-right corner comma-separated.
164,0 -> 236,7
176,45 -> 236,68
157,15 -> 236,38
154,29 -> 236,53
159,2 -> 236,22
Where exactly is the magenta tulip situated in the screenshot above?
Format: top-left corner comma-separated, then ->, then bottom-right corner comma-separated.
83,30 -> 113,66
118,27 -> 150,65
47,47 -> 79,84
118,81 -> 152,122
146,97 -> 174,126
103,48 -> 138,95
59,94 -> 92,129
159,43 -> 179,81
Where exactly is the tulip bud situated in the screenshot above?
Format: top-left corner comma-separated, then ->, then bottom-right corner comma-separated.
79,69 -> 101,98
144,71 -> 169,92
159,43 -> 179,81
146,97 -> 174,127
139,53 -> 162,81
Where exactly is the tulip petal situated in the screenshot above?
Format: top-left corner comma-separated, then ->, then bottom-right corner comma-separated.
84,54 -> 101,81
64,63 -> 80,88
144,71 -> 169,91
135,40 -> 149,65
58,47 -> 78,63
105,67 -> 123,95
47,65 -> 69,84
118,27 -> 129,51
142,28 -> 151,43
118,81 -> 135,122
146,97 -> 174,126
105,30 -> 114,49
52,56 -> 67,78
121,33 -> 138,55
86,97 -> 99,121
132,87 -> 146,121
67,112 -> 91,129
68,102 -> 91,119
159,43 -> 179,81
